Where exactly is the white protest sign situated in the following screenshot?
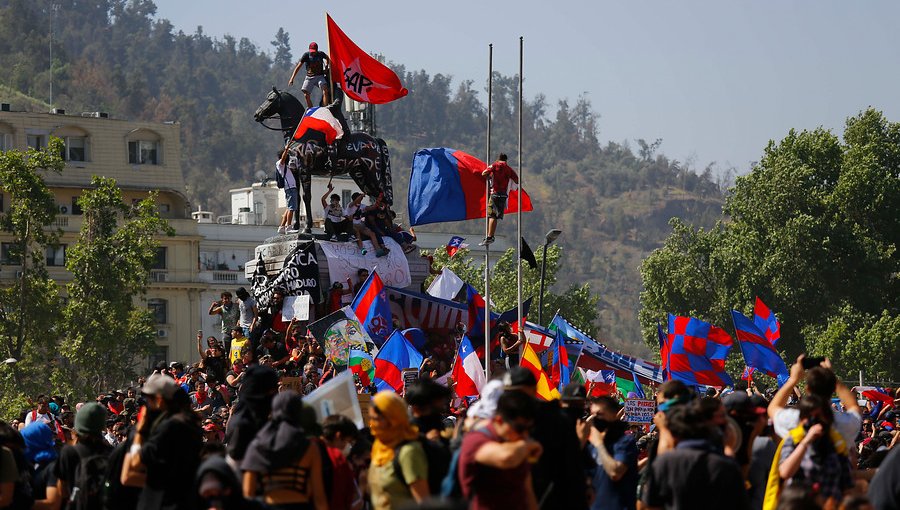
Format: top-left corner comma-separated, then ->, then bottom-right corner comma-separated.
624,399 -> 655,424
303,371 -> 364,429
319,238 -> 412,289
282,295 -> 311,322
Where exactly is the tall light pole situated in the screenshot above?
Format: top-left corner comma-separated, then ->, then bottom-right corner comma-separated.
538,228 -> 562,324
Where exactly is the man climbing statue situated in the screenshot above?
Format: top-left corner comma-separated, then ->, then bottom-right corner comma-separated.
288,42 -> 331,108
480,153 -> 519,245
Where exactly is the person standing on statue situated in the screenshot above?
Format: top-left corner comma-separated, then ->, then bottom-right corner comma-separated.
480,153 -> 519,246
288,42 -> 331,108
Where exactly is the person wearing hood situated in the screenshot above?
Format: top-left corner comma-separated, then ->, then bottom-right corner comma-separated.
55,401 -> 112,509
241,390 -> 327,510
196,456 -> 266,510
368,391 -> 430,510
21,421 -> 61,509
225,365 -> 278,472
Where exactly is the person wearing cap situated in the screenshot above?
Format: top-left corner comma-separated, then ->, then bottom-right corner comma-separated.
235,287 -> 257,337
288,42 -> 331,108
123,372 -> 203,510
54,402 -> 112,505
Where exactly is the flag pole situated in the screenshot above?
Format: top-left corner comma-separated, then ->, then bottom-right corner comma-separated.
484,43 -> 493,382
325,12 -> 335,107
516,36 -> 524,361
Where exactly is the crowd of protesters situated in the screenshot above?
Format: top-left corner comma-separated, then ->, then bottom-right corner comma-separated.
3,305 -> 900,510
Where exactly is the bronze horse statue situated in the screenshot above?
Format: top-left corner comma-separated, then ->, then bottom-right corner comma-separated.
253,87 -> 393,233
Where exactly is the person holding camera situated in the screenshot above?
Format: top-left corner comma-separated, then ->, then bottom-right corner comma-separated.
587,396 -> 639,510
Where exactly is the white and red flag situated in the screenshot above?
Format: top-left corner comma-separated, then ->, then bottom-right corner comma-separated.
327,14 -> 408,104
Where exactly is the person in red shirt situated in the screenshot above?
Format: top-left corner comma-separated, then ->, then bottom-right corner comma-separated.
459,390 -> 542,510
321,415 -> 364,510
480,153 -> 519,245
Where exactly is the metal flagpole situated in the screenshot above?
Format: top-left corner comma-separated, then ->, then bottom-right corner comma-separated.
325,12 -> 335,107
516,36 -> 524,360
484,43 -> 493,382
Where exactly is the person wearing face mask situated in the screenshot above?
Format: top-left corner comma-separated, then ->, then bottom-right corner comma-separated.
195,455 -> 266,510
321,415 -> 363,510
587,396 -> 639,510
367,391 -> 430,510
766,394 -> 853,508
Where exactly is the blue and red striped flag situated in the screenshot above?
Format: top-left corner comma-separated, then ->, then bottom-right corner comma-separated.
540,331 -> 571,390
350,271 -> 393,347
753,297 -> 781,345
667,314 -> 734,387
731,310 -> 789,386
374,330 -> 424,393
446,236 -> 468,258
408,148 -> 532,226
657,321 -> 670,380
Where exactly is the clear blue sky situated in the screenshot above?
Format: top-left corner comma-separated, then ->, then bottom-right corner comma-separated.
152,0 -> 900,173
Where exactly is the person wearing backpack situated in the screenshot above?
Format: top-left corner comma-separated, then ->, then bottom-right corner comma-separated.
54,402 -> 112,510
368,391 -> 430,510
275,147 -> 300,235
404,380 -> 453,496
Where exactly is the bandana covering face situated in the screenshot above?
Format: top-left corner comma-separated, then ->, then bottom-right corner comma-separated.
370,391 -> 418,467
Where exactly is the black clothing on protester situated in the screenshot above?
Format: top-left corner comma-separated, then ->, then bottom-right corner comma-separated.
225,365 -> 278,462
529,399 -> 588,510
55,440 -> 112,502
641,439 -> 751,510
869,446 -> 900,510
106,438 -> 141,510
241,391 -> 310,473
137,413 -> 203,510
195,456 -> 267,510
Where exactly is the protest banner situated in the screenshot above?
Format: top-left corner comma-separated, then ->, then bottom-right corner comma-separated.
319,238 -> 411,288
401,368 -> 420,396
304,371 -> 365,429
279,377 -> 304,394
282,294 -> 310,322
251,242 -> 320,308
624,399 -> 656,424
308,306 -> 375,371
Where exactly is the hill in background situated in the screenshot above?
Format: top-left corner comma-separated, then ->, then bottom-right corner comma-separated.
0,0 -> 732,355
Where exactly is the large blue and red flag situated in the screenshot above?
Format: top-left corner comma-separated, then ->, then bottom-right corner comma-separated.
862,388 -> 895,406
657,321 -> 670,380
408,148 -> 533,226
446,236 -> 468,258
753,297 -> 781,345
540,331 -> 571,390
731,310 -> 789,386
667,314 -> 734,387
350,271 -> 393,347
374,330 -> 424,393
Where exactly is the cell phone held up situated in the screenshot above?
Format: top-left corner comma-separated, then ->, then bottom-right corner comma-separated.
801,355 -> 826,370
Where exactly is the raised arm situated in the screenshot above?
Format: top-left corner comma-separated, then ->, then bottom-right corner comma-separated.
321,183 -> 333,209
769,354 -> 805,420
196,332 -> 207,360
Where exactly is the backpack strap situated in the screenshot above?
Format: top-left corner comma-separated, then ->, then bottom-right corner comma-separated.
391,439 -> 416,487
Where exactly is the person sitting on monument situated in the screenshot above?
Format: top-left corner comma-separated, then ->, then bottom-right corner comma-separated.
345,192 -> 386,256
288,41 -> 331,108
365,198 -> 417,254
480,153 -> 520,246
321,183 -> 354,241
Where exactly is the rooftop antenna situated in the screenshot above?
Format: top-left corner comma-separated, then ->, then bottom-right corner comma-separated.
49,3 -> 59,110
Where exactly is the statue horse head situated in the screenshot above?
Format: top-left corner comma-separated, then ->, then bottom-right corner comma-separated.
253,87 -> 305,140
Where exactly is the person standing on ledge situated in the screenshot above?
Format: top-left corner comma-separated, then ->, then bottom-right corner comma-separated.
288,42 -> 331,108
480,153 -> 519,246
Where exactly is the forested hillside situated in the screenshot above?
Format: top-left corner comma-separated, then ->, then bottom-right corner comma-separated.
0,0 -> 729,353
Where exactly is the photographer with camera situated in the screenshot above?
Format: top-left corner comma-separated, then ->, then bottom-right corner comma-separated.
587,395 -> 638,510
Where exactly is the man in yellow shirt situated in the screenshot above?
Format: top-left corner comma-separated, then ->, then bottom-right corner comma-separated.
228,326 -> 249,364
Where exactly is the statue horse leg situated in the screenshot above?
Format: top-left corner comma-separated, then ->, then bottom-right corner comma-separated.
299,169 -> 313,234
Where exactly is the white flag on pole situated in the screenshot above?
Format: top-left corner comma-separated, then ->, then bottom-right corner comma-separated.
426,267 -> 464,301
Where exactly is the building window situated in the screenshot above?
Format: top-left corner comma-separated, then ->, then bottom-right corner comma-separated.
0,134 -> 12,151
63,136 -> 88,162
152,247 -> 167,270
158,203 -> 170,214
128,140 -> 159,165
0,242 -> 20,265
71,196 -> 82,216
45,245 -> 66,267
0,194 -> 4,213
148,298 -> 168,324
342,189 -> 352,207
26,134 -> 46,150
148,346 -> 168,370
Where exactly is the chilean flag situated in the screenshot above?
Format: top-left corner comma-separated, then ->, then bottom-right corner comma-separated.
408,148 -> 533,226
374,330 -> 424,393
350,271 -> 393,347
446,236 -> 467,258
327,14 -> 408,104
452,335 -> 486,398
291,106 -> 344,144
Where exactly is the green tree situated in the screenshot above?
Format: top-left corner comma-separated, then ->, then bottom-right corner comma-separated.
639,109 -> 900,380
56,176 -> 175,397
0,138 -> 65,417
271,27 -> 293,69
424,244 -> 600,335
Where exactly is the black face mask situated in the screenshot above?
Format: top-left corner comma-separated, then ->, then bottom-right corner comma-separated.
414,414 -> 443,433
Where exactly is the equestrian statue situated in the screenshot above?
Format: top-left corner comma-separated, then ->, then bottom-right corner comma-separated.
253,86 -> 393,233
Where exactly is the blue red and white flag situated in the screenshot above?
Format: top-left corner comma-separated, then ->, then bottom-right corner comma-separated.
291,106 -> 344,144
326,14 -> 408,104
753,297 -> 781,346
408,148 -> 532,226
585,369 -> 617,397
540,331 -> 570,390
862,388 -> 895,406
350,271 -> 393,347
667,314 -> 734,387
446,236 -> 468,258
731,310 -> 789,386
374,330 -> 424,393
452,335 -> 486,398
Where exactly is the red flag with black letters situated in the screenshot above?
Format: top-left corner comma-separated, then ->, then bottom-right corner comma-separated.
327,14 -> 408,104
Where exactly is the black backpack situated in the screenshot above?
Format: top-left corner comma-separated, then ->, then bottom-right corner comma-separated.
70,450 -> 110,510
392,436 -> 451,496
274,166 -> 286,189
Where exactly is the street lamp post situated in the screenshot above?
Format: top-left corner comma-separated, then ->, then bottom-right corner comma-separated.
538,228 -> 562,324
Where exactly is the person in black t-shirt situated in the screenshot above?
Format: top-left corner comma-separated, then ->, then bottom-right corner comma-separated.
55,402 -> 112,508
256,331 -> 290,369
288,42 -> 331,108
